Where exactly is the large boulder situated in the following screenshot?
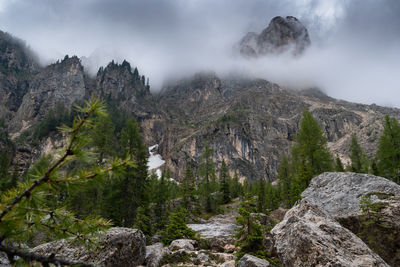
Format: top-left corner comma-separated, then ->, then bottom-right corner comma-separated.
145,242 -> 169,267
237,254 -> 270,267
302,172 -> 400,266
32,227 -> 146,267
271,199 -> 389,266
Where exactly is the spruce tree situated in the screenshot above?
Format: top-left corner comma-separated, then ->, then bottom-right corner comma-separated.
335,155 -> 345,172
349,134 -> 369,173
256,178 -> 266,213
199,145 -> 216,212
181,165 -> 196,211
234,194 -> 266,259
376,115 -> 400,183
219,160 -> 231,204
160,208 -> 197,245
278,155 -> 291,207
291,110 -> 332,189
119,117 -> 149,226
230,171 -> 243,199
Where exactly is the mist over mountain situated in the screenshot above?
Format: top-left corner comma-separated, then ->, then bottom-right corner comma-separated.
0,0 -> 399,107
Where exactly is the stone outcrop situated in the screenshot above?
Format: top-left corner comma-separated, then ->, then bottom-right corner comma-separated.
145,242 -> 169,267
237,254 -> 270,267
168,239 -> 197,251
271,199 -> 389,267
239,16 -> 311,57
0,30 -> 38,122
302,172 -> 400,266
10,56 -> 85,132
32,227 -> 146,267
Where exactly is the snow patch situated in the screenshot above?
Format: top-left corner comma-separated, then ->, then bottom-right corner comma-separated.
148,144 -> 165,178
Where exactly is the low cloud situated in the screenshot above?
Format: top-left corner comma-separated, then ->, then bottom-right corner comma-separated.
0,0 -> 399,107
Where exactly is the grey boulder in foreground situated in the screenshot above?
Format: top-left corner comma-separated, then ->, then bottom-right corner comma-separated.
271,199 -> 389,267
32,227 -> 146,267
302,172 -> 400,266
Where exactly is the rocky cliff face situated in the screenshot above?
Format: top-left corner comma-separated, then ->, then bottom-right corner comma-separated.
0,30 -> 38,122
157,74 -> 400,181
239,16 -> 311,57
10,56 -> 85,134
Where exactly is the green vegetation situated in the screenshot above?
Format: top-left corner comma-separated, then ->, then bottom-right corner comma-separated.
375,115 -> 400,183
277,110 -> 333,207
160,208 -> 198,245
0,98 -> 132,265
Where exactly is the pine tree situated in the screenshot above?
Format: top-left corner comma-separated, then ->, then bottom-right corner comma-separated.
335,155 -> 345,172
291,110 -> 333,191
119,117 -> 149,226
350,134 -> 368,173
0,99 -> 132,265
230,171 -> 243,199
154,172 -> 168,229
199,145 -> 217,212
376,115 -> 400,183
181,165 -> 196,211
134,206 -> 153,237
256,178 -> 266,213
278,155 -> 291,207
160,208 -> 197,245
234,194 -> 266,259
219,160 -> 231,204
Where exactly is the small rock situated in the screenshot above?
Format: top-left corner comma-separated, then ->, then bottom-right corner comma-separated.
237,254 -> 270,267
219,260 -> 235,267
197,252 -> 209,262
0,252 -> 11,267
210,236 -> 235,252
146,242 -> 169,267
168,239 -> 197,251
214,252 -> 236,262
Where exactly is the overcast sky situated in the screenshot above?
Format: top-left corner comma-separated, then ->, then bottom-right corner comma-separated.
0,0 -> 399,107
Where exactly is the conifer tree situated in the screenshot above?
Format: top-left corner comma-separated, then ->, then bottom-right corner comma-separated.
181,165 -> 196,211
160,208 -> 197,245
278,155 -> 291,207
0,99 -> 132,265
376,115 -> 400,183
335,155 -> 345,172
199,145 -> 216,212
230,171 -> 243,199
291,110 -> 332,188
349,134 -> 369,173
235,194 -> 266,259
219,160 -> 231,204
256,178 -> 266,213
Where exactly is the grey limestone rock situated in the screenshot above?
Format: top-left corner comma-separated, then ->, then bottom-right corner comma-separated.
271,199 -> 389,267
237,254 -> 270,267
32,227 -> 146,267
302,172 -> 400,266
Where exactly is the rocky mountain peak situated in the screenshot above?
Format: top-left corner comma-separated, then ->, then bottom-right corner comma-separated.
0,30 -> 38,73
239,16 -> 311,57
95,59 -> 150,100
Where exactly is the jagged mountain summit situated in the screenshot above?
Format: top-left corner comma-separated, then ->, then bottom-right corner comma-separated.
239,16 -> 311,57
